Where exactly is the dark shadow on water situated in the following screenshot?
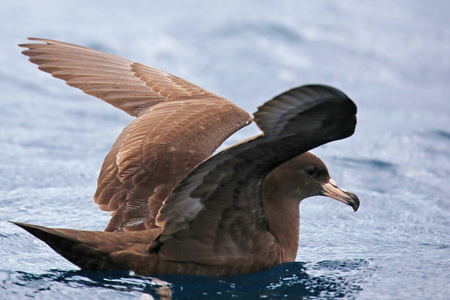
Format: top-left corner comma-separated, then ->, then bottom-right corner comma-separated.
337,157 -> 397,172
13,260 -> 369,299
432,130 -> 450,141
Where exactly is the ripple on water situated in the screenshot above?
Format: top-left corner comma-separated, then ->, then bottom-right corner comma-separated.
337,157 -> 397,173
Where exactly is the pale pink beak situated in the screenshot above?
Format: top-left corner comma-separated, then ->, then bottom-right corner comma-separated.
322,178 -> 360,211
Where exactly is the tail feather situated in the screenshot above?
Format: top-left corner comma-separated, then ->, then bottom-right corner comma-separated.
10,221 -> 157,271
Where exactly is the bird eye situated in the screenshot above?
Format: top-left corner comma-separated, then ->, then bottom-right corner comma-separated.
306,166 -> 318,176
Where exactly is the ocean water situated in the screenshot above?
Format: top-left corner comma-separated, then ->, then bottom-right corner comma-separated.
1,1 -> 449,299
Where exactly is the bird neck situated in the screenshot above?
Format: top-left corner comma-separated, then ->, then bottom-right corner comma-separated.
263,190 -> 300,262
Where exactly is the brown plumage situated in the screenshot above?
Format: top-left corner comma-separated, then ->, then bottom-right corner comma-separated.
12,38 -> 360,276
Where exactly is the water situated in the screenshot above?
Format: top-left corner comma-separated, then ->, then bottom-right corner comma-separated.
1,1 -> 449,299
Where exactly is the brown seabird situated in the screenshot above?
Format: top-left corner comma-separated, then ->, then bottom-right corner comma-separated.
11,38 -> 359,276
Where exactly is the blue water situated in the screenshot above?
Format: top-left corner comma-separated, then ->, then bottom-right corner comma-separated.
1,1 -> 449,299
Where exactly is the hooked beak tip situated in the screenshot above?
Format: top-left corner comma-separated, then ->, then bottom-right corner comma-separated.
346,191 -> 360,212
322,180 -> 360,212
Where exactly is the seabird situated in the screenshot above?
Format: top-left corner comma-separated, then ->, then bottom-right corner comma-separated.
11,38 -> 359,276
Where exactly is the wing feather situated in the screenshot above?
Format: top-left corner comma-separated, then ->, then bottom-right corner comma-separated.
20,38 -> 223,117
21,38 -> 252,232
153,85 -> 357,264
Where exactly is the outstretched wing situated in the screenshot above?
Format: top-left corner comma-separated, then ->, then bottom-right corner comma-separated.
20,38 -> 252,232
20,38 -> 219,117
152,85 -> 357,264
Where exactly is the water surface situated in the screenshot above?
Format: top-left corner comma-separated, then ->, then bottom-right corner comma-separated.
1,1 -> 449,299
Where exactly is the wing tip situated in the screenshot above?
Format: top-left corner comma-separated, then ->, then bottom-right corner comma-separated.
18,37 -> 46,48
8,220 -> 28,228
9,220 -> 46,231
9,221 -> 54,239
254,84 -> 357,137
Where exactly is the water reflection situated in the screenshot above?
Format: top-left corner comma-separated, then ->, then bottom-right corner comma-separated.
12,260 -> 369,299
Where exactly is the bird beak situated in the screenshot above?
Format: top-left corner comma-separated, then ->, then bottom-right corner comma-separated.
322,179 -> 360,212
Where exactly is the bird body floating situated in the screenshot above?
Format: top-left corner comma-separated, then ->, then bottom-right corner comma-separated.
12,38 -> 359,276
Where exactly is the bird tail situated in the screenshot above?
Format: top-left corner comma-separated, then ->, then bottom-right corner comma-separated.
10,221 -> 153,271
